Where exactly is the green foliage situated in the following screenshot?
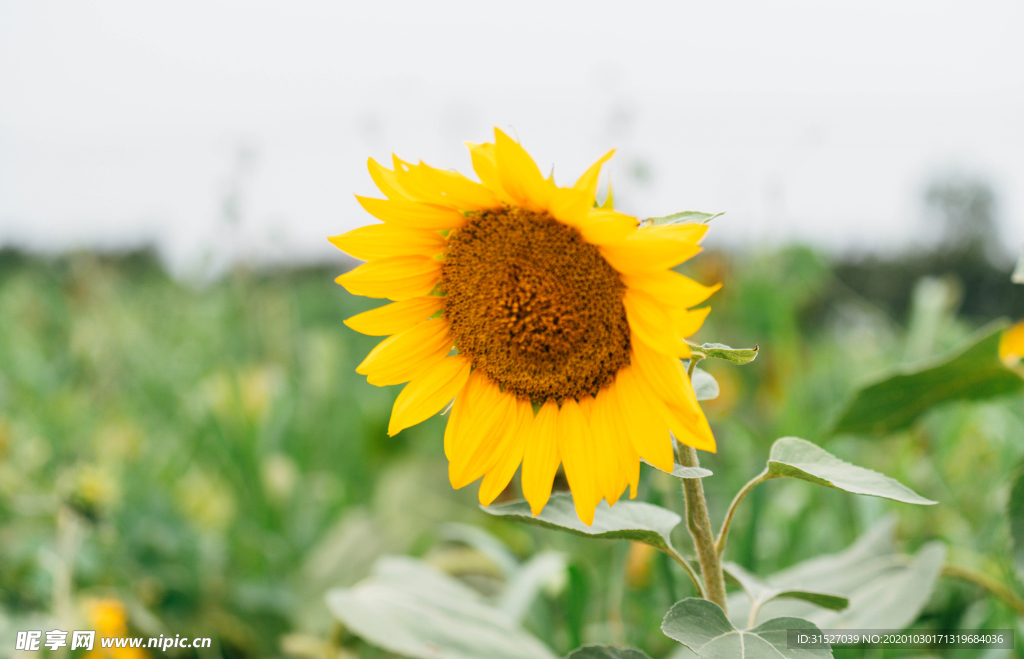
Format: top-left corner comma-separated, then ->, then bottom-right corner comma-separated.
642,211 -> 722,227
690,366 -> 719,401
662,599 -> 832,658
564,646 -> 653,659
483,494 -> 682,558
763,437 -> 935,505
726,519 -> 947,630
1010,468 -> 1024,584
3,248 -> 1023,658
666,464 -> 714,479
326,556 -> 557,659
831,322 -> 1024,436
723,562 -> 848,616
689,343 -> 759,365
1013,248 -> 1024,284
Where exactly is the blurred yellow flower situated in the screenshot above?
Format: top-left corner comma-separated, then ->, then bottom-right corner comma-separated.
332,128 -> 717,525
1000,320 -> 1024,366
83,598 -> 148,659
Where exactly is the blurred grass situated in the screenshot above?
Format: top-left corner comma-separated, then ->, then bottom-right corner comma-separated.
0,246 -> 1021,658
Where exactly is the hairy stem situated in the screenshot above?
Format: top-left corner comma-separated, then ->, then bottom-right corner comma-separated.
715,470 -> 771,557
677,444 -> 729,613
942,565 -> 1024,617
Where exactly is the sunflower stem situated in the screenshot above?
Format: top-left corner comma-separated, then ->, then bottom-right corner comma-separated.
715,469 -> 771,557
676,443 -> 728,613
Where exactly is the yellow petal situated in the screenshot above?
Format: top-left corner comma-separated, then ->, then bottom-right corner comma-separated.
356,196 -> 465,230
367,157 -> 414,201
601,382 -> 642,500
600,224 -> 707,273
601,178 -> 615,210
630,337 -> 703,420
621,271 -> 721,310
669,305 -> 712,339
335,255 -> 441,300
449,374 -> 519,489
343,296 -> 444,336
557,398 -> 601,525
547,186 -> 591,228
613,366 -> 674,473
388,356 -> 471,435
478,399 -> 532,506
576,208 -> 637,245
328,223 -> 447,261
521,400 -> 561,516
573,149 -> 615,205
466,141 -> 511,201
411,163 -> 501,210
622,288 -> 691,358
584,393 -> 629,506
630,357 -> 716,454
355,319 -> 453,386
443,384 -> 471,461
494,128 -> 553,212
999,320 -> 1024,366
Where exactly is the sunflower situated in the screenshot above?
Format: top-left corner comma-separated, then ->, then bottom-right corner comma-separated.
331,128 -> 718,525
1001,320 -> 1024,366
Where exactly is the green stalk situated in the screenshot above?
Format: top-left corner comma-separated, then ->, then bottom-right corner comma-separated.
715,470 -> 771,557
942,565 -> 1024,617
677,443 -> 729,613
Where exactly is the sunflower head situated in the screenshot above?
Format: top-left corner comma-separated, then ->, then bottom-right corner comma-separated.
332,128 -> 719,525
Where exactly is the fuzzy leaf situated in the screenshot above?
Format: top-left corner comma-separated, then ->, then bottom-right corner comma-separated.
765,437 -> 935,505
644,210 -> 723,227
483,493 -> 680,556
662,599 -> 832,658
326,556 -> 556,659
727,518 -> 947,630
691,343 -> 759,365
724,562 -> 848,613
691,366 -> 719,401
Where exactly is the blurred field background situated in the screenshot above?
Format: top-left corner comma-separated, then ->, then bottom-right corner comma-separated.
4,2 -> 1024,657
1,194 -> 1022,656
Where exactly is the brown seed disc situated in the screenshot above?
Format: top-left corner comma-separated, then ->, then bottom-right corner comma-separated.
441,207 -> 631,402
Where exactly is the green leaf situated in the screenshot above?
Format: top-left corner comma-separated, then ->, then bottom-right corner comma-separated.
669,463 -> 714,479
1010,467 -> 1024,583
483,493 -> 681,556
564,646 -> 653,659
764,437 -> 936,505
662,599 -> 832,658
727,518 -> 947,630
439,523 -> 520,577
643,210 -> 723,227
498,551 -> 567,623
690,343 -> 759,365
643,458 -> 712,479
724,562 -> 848,613
691,366 -> 719,401
326,556 -> 557,659
831,321 -> 1024,436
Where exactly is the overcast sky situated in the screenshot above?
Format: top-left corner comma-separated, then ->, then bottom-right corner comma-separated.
1,0 -> 1022,275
